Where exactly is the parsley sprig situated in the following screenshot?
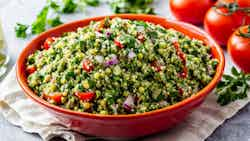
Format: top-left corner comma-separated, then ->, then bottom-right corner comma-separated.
110,0 -> 155,14
14,0 -> 100,38
216,67 -> 250,106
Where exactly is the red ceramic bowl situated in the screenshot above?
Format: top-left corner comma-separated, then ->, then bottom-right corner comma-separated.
17,14 -> 225,139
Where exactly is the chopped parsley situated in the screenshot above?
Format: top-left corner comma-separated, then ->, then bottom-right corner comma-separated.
110,0 -> 155,14
15,23 -> 29,38
62,0 -> 78,13
216,67 -> 250,106
31,6 -> 49,34
48,16 -> 63,27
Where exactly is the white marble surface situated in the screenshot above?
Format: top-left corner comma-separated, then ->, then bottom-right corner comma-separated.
0,0 -> 250,141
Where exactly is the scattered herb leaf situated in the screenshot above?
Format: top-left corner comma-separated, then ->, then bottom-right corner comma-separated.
48,16 -> 63,27
110,0 -> 155,14
62,0 -> 78,13
216,67 -> 250,106
48,0 -> 61,12
31,6 -> 49,34
83,0 -> 100,6
15,23 -> 29,38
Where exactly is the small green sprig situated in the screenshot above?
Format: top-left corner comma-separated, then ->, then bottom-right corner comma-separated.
216,67 -> 250,106
110,0 -> 155,14
15,23 -> 29,38
15,0 -> 101,38
47,16 -> 63,27
31,6 -> 49,34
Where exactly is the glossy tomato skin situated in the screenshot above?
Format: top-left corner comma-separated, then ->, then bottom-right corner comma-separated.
228,26 -> 250,73
169,0 -> 215,25
204,0 -> 249,46
43,37 -> 55,50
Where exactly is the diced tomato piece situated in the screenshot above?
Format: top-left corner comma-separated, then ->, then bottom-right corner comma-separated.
114,39 -> 124,49
43,37 -> 55,50
151,61 -> 162,72
26,65 -> 36,74
178,87 -> 184,95
45,93 -> 62,104
179,67 -> 188,78
82,59 -> 94,73
75,92 -> 95,101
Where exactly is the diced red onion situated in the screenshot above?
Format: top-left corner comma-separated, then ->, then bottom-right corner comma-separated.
123,95 -> 134,112
95,31 -> 103,37
104,55 -> 119,67
128,50 -> 136,59
106,31 -> 112,38
95,55 -> 104,63
111,104 -> 118,114
158,101 -> 168,107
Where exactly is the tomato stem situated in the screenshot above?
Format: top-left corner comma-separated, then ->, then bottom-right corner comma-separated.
237,25 -> 250,38
213,0 -> 250,16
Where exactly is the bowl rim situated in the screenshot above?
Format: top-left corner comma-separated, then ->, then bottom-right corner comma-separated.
16,14 -> 225,119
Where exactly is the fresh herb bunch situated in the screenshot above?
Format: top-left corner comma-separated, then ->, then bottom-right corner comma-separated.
14,0 -> 100,38
216,67 -> 250,106
110,0 -> 155,14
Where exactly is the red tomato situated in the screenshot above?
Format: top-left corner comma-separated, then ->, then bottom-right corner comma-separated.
45,93 -> 62,104
75,92 -> 95,101
114,39 -> 124,48
169,0 -> 215,25
204,0 -> 249,46
43,37 -> 55,50
26,65 -> 36,74
228,25 -> 250,73
82,59 -> 94,72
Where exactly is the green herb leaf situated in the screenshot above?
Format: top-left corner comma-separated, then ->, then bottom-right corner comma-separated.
62,0 -> 78,13
47,0 -> 61,11
15,23 -> 29,38
31,6 -> 49,34
82,0 -> 100,6
48,16 -> 63,27
231,66 -> 239,76
216,67 -> 249,106
110,0 -> 155,14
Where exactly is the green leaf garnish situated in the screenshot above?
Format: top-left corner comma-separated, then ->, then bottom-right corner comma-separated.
110,0 -> 155,14
216,67 -> 250,106
31,6 -> 49,34
48,16 -> 63,27
82,0 -> 100,7
62,0 -> 78,13
15,23 -> 29,38
47,0 -> 61,12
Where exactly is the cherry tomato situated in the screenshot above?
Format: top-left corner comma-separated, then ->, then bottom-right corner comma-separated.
45,93 -> 62,104
114,39 -> 124,48
43,37 -> 55,50
169,0 -> 215,25
75,92 -> 95,101
204,0 -> 249,46
228,25 -> 250,73
82,59 -> 94,73
26,65 -> 36,74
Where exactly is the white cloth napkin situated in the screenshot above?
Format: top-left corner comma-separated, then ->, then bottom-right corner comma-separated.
1,0 -> 250,141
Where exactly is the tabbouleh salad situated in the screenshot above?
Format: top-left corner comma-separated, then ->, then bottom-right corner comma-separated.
26,17 -> 218,115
